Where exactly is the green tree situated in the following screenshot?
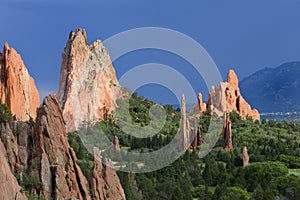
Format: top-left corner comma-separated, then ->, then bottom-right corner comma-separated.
0,100 -> 12,123
251,184 -> 264,200
171,186 -> 183,200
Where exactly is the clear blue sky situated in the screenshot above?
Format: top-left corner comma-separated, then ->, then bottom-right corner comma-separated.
1,0 -> 300,105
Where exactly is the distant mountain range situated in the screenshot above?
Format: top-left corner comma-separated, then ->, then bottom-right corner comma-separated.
240,62 -> 300,113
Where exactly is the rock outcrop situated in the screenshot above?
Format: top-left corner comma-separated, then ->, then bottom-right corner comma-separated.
29,94 -> 91,200
0,121 -> 33,179
242,146 -> 249,167
180,94 -> 202,151
58,28 -> 121,132
111,135 -> 120,154
222,112 -> 233,151
91,147 -> 126,200
197,93 -> 206,113
190,121 -> 203,151
207,70 -> 260,121
179,94 -> 189,151
0,43 -> 40,121
0,138 -> 27,200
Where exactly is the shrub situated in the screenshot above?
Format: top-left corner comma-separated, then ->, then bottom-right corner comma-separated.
0,100 -> 12,123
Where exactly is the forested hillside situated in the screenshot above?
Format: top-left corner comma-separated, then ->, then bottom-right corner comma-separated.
69,93 -> 300,200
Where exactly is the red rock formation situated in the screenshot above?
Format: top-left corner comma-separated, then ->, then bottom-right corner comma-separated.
191,123 -> 203,150
243,146 -> 249,167
222,113 -> 233,151
179,94 -> 189,151
103,158 -> 126,200
111,135 -> 120,154
227,69 -> 239,91
30,94 -> 91,200
0,118 -> 35,186
207,70 -> 260,121
0,43 -> 40,121
198,93 -> 206,113
91,147 -> 126,200
0,139 -> 27,200
58,28 -> 121,132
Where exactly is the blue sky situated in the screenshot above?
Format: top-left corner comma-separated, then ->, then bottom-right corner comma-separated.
1,0 -> 300,104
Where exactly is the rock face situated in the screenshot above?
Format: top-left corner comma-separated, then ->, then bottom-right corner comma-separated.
111,135 -> 120,154
179,94 -> 189,151
197,93 -> 206,113
91,147 -> 126,200
29,94 -> 91,200
222,113 -> 233,151
0,43 -> 40,121
242,146 -> 249,167
27,94 -> 126,200
180,94 -> 202,151
0,138 -> 27,200
207,70 -> 260,121
190,122 -> 203,151
0,121 -> 33,180
58,28 -> 121,132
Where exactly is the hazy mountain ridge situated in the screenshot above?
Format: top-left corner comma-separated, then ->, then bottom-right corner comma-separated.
240,62 -> 300,113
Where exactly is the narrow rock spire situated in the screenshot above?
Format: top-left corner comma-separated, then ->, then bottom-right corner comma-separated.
242,146 -> 249,167
222,112 -> 233,151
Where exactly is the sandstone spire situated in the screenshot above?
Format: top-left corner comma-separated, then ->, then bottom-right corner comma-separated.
207,69 -> 260,121
0,43 -> 40,120
227,69 -> 239,91
179,94 -> 189,151
190,118 -> 203,150
198,93 -> 207,113
222,112 -> 233,151
243,146 -> 249,167
58,28 -> 121,132
113,135 -> 120,150
91,148 -> 126,200
30,94 -> 91,200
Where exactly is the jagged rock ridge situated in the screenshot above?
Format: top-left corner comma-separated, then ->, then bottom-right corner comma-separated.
207,70 -> 260,121
29,94 -> 126,200
29,94 -> 91,199
0,43 -> 40,120
58,28 -> 121,132
0,94 -> 126,200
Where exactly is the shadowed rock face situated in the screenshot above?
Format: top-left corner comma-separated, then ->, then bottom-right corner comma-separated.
207,70 -> 260,121
26,94 -> 126,200
30,94 -> 91,200
58,28 -> 121,132
91,148 -> 126,200
0,94 -> 126,200
0,43 -> 40,121
222,113 -> 233,151
0,138 -> 27,200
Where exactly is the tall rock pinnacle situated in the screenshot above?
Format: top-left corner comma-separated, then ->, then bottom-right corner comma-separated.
197,93 -> 206,113
222,112 -> 233,151
30,94 -> 91,199
179,94 -> 189,151
242,146 -> 249,167
58,28 -> 121,132
207,69 -> 260,121
0,43 -> 40,120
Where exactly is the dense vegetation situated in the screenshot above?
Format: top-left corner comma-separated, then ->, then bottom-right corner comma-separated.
69,93 -> 300,200
0,100 -> 12,123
